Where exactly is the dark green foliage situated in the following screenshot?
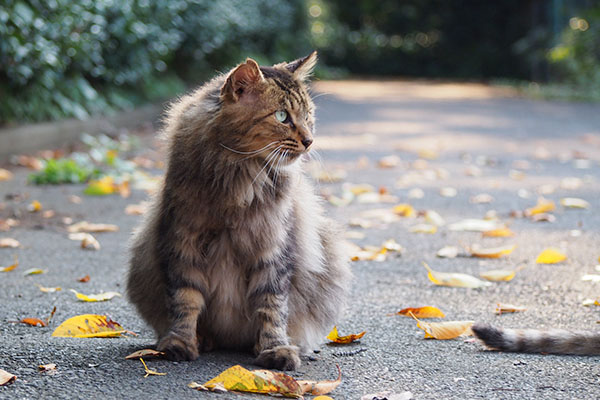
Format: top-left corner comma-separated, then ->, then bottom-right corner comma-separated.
0,0 -> 307,123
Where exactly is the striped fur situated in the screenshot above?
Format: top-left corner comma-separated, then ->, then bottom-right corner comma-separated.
127,52 -> 352,370
472,324 -> 600,355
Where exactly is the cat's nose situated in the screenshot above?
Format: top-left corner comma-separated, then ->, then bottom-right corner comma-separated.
301,138 -> 313,149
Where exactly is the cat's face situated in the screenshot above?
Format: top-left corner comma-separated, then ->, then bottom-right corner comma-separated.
218,52 -> 317,166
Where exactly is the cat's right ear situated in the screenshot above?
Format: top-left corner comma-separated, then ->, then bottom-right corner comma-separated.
221,59 -> 264,102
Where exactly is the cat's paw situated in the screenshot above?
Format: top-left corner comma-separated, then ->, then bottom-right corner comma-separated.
254,345 -> 301,371
157,332 -> 199,361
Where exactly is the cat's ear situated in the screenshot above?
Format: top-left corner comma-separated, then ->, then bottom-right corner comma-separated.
221,58 -> 264,101
285,51 -> 317,82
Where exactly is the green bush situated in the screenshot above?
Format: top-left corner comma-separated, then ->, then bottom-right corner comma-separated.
0,0 -> 307,123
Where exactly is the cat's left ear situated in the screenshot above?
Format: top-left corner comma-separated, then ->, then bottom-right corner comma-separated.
285,51 -> 317,82
221,58 -> 264,101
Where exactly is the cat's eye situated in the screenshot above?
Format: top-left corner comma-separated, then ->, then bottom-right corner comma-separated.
275,110 -> 288,123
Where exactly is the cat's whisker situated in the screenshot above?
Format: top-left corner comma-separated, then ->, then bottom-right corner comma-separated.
220,141 -> 279,156
274,149 -> 289,187
252,146 -> 282,186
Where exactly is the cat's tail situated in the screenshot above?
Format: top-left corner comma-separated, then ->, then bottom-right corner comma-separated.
472,323 -> 600,355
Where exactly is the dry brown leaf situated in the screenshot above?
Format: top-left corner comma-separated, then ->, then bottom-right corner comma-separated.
38,363 -> 57,372
77,275 -> 90,283
397,306 -> 445,319
297,364 -> 342,395
326,326 -> 366,344
125,349 -> 165,360
67,221 -> 119,233
125,202 -> 149,215
20,317 -> 47,327
495,303 -> 527,314
378,155 -> 401,168
0,168 -> 13,181
0,238 -> 20,248
411,313 -> 473,339
423,262 -> 491,288
0,369 -> 16,386
482,227 -> 514,238
469,244 -> 516,259
140,358 -> 166,378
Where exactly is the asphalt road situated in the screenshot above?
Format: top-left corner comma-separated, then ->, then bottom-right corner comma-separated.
1,81 -> 600,399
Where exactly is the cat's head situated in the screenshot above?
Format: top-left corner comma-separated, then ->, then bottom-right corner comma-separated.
218,52 -> 318,165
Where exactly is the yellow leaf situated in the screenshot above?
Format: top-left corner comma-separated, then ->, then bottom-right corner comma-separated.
480,269 -> 516,282
536,248 -> 567,264
422,262 -> 491,288
393,204 -> 415,217
0,369 -> 16,386
52,314 -> 126,337
469,244 -> 516,258
582,299 -> 600,307
397,306 -> 445,318
409,223 -> 437,234
482,227 -> 514,237
125,349 -> 165,360
23,268 -> 45,276
84,176 -> 116,196
560,197 -> 590,209
67,221 -> 119,233
28,200 -> 42,212
348,184 -> 374,195
525,198 -> 555,216
203,365 -> 302,397
0,255 -> 18,272
0,238 -> 20,248
297,364 -> 342,395
70,289 -> 121,302
495,303 -> 527,314
140,358 -> 166,378
412,313 -> 474,339
326,326 -> 366,344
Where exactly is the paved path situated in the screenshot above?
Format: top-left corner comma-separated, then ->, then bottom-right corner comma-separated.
1,81 -> 599,399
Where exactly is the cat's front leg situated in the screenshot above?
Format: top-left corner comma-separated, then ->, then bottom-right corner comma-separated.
157,267 -> 208,361
249,267 -> 301,370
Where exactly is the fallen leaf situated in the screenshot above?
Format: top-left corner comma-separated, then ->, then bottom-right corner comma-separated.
68,195 -> 82,204
0,238 -> 20,248
203,365 -> 302,397
23,268 -> 45,276
28,200 -> 42,212
439,187 -> 457,197
482,227 -> 514,238
393,204 -> 415,217
524,198 -> 555,217
469,244 -> 516,259
448,219 -> 503,232
436,246 -> 459,258
0,255 -> 18,272
411,313 -> 473,339
52,314 -> 126,337
408,188 -> 425,199
84,176 -> 116,196
140,358 -> 166,378
495,303 -> 527,314
470,193 -> 494,204
21,318 -> 47,327
581,274 -> 600,283
382,239 -> 403,252
70,289 -> 121,302
326,326 -> 366,344
561,177 -> 582,190
297,364 -> 342,395
0,168 -> 13,181
38,363 -> 57,372
69,233 -> 100,250
424,210 -> 445,227
480,269 -> 517,282
536,248 -> 567,264
560,197 -> 590,209
361,391 -> 413,400
67,221 -> 119,233
0,369 -> 16,386
78,275 -> 90,283
125,202 -> 149,215
409,224 -> 437,234
531,213 -> 556,222
582,299 -> 600,306
378,155 -> 401,168
125,349 -> 165,360
396,306 -> 445,318
0,218 -> 19,232
36,284 -> 62,293
423,262 -> 491,288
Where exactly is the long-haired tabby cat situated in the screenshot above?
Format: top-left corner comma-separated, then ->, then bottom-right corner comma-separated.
472,324 -> 600,355
127,52 -> 352,370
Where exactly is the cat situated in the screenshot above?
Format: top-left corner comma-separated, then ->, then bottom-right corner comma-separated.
472,324 -> 600,355
126,51 -> 352,370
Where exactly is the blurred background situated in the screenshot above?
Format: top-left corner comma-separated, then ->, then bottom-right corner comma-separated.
1,0 -> 599,124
